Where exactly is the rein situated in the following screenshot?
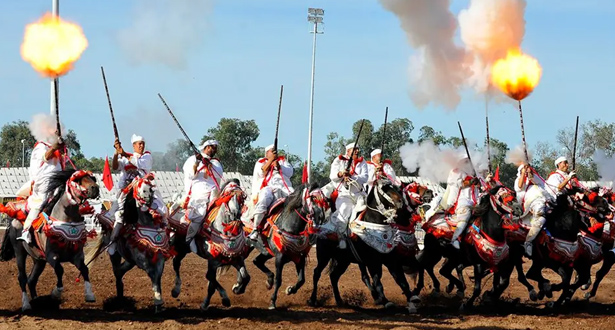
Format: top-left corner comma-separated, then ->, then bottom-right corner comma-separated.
366,182 -> 399,223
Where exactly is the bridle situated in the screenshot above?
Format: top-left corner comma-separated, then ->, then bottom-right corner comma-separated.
487,186 -> 519,230
66,170 -> 95,206
294,188 -> 327,232
367,180 -> 402,224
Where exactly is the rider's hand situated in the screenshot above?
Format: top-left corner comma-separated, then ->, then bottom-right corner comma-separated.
567,171 -> 577,180
485,174 -> 493,182
195,153 -> 203,162
470,177 -> 480,186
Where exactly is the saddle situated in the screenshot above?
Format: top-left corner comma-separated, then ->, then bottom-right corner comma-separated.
129,225 -> 171,261
422,212 -> 456,241
349,218 -> 395,254
0,199 -> 29,221
538,231 -> 579,266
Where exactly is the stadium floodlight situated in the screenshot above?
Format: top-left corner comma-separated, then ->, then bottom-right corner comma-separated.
306,8 -> 324,184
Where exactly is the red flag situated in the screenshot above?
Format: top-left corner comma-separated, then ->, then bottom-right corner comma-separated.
494,166 -> 500,183
102,156 -> 114,192
176,163 -> 179,172
5,160 -> 9,168
301,161 -> 308,184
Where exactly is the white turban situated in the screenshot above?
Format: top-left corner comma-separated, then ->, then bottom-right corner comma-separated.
370,149 -> 382,158
345,142 -> 357,150
554,156 -> 567,167
131,134 -> 144,143
199,139 -> 218,149
265,144 -> 275,152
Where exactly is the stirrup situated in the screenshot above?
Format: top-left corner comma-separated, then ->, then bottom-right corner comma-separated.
17,231 -> 31,244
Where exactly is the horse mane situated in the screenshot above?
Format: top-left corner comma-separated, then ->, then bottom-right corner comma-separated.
472,185 -> 503,218
285,184 -> 308,211
121,188 -> 140,225
40,169 -> 77,214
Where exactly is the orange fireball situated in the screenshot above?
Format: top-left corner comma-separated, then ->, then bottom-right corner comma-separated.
20,13 -> 88,78
491,50 -> 542,101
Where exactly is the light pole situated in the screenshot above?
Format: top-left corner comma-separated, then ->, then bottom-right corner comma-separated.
306,7 -> 324,184
50,0 -> 59,115
21,139 -> 25,167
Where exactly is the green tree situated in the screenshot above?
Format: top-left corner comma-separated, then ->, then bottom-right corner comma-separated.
0,121 -> 36,167
202,118 -> 260,173
417,125 -> 448,145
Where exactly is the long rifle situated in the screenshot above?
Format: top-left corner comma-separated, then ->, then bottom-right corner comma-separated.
457,121 -> 477,177
346,119 -> 366,173
158,93 -> 200,156
485,97 -> 492,173
381,107 -> 388,159
273,85 -> 283,152
53,79 -> 62,143
101,66 -> 119,140
572,116 -> 579,170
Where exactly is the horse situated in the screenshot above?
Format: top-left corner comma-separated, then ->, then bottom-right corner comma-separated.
356,181 -> 433,307
308,178 -> 420,313
438,185 -> 522,309
91,175 -> 169,312
167,179 -> 251,311
246,182 -> 328,310
524,186 -> 610,308
585,188 -> 615,300
0,170 -> 100,311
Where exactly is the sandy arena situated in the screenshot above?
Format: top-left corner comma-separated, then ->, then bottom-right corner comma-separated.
1,235 -> 615,330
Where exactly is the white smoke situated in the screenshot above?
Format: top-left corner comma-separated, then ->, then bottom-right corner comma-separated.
594,150 -> 615,186
459,0 -> 527,93
29,113 -> 65,144
379,0 -> 468,110
117,0 -> 213,69
505,145 -> 532,166
379,0 -> 527,109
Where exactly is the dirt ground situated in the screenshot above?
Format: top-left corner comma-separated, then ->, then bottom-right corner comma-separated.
1,235 -> 615,330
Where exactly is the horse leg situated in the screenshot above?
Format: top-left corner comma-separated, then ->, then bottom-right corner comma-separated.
72,253 -> 96,302
269,254 -> 288,310
231,259 -> 251,295
514,252 -> 537,301
408,255 -> 425,297
358,263 -> 378,302
201,263 -> 219,311
308,243 -> 331,307
26,258 -> 46,300
148,257 -> 165,313
253,252 -> 274,290
587,251 -> 615,299
439,257 -> 464,297
419,237 -> 442,293
329,258 -> 351,307
171,250 -> 187,298
285,257 -> 306,296
17,247 -> 33,311
526,260 -> 551,300
385,261 -> 418,313
110,252 -> 134,298
550,266 -> 573,308
461,264 -> 483,311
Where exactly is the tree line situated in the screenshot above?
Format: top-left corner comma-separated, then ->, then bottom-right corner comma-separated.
1,118 -> 613,188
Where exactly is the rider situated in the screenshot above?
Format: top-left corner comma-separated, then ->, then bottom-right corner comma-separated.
545,156 -> 577,200
183,140 -> 224,250
445,155 -> 480,250
515,163 -> 549,257
329,143 -> 368,249
249,144 -> 294,240
110,134 -> 161,243
366,148 -> 400,191
18,129 -> 65,243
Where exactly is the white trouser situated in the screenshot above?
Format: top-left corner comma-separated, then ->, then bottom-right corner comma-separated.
23,184 -> 47,232
451,205 -> 473,241
253,186 -> 292,230
330,192 -> 365,235
526,201 -> 546,243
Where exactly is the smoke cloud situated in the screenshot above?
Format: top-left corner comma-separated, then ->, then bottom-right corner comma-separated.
117,0 -> 213,69
116,107 -> 181,152
379,0 -> 527,109
379,0 -> 468,110
594,150 -> 615,186
29,113 -> 65,144
505,144 -> 532,166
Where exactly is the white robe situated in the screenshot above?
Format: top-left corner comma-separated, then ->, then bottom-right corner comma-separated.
117,151 -> 153,190
366,161 -> 400,188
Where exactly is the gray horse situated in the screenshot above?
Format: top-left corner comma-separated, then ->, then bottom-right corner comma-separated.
91,175 -> 169,312
0,169 -> 100,311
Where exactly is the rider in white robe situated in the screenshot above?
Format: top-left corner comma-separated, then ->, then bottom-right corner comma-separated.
249,144 -> 294,240
545,156 -> 577,200
366,148 -> 400,192
515,163 -> 549,257
328,143 -> 368,249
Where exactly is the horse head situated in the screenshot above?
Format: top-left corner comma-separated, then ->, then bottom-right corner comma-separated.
303,183 -> 328,228
398,181 -> 434,227
211,179 -> 247,233
366,178 -> 404,224
42,170 -> 100,221
569,186 -> 612,228
133,173 -> 156,210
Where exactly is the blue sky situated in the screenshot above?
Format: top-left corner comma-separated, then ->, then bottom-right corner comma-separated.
0,0 -> 613,163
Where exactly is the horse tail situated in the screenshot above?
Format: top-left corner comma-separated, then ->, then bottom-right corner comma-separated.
0,225 -> 15,261
216,265 -> 233,280
84,233 -> 106,269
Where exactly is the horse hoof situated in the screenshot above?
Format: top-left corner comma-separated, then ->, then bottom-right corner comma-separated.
171,287 -> 181,298
446,284 -> 454,294
268,303 -> 276,310
581,283 -> 590,291
266,278 -> 274,291
384,301 -> 396,309
410,295 -> 421,304
456,290 -> 464,298
222,297 -> 231,307
232,284 -> 241,295
51,287 -> 64,300
285,286 -> 294,295
85,294 -> 96,303
529,289 -> 538,302
200,303 -> 210,312
22,303 -> 32,312
407,302 -> 418,314
537,291 -> 545,300
307,298 -> 318,307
